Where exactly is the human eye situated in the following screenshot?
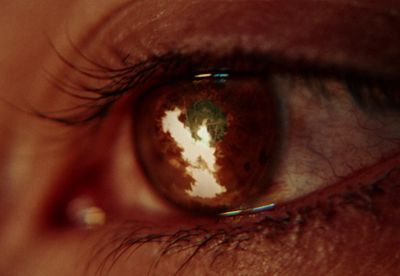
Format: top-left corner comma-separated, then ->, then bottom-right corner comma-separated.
1,1 -> 400,276
52,50 -> 399,216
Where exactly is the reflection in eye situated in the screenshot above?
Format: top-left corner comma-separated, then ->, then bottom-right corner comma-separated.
46,52 -> 400,226
135,72 -> 281,214
133,66 -> 400,218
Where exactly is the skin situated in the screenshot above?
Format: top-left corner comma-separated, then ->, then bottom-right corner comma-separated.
0,0 -> 399,275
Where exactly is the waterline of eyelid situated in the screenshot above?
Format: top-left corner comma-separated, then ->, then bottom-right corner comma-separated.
219,203 -> 275,217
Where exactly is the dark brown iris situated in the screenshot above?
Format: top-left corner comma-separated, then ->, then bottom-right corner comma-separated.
135,75 -> 282,213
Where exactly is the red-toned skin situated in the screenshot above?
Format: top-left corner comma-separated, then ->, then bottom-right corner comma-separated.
0,0 -> 399,275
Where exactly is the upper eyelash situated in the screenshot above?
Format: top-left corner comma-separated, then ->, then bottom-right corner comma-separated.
41,46 -> 399,126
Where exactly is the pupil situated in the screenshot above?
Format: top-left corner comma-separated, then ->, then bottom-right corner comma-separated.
135,75 -> 282,213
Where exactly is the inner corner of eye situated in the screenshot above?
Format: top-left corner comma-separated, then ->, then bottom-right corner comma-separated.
133,72 -> 283,215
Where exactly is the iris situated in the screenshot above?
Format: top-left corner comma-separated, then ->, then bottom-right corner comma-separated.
135,73 -> 282,213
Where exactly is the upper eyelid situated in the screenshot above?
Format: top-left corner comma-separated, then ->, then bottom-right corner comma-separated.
100,0 -> 400,78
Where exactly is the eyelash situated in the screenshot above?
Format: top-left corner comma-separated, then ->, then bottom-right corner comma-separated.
41,49 -> 399,127
45,47 -> 399,274
93,169 -> 392,276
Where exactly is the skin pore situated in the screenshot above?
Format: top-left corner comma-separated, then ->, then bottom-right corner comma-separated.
0,0 -> 399,275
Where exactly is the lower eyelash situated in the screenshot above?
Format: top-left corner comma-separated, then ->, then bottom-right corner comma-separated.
91,167 -> 398,276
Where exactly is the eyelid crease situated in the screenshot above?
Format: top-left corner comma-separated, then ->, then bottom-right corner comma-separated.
43,49 -> 400,126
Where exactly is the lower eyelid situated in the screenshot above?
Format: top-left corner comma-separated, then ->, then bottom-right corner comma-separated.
89,164 -> 400,275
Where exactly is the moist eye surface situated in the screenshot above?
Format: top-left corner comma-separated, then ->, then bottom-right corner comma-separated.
134,73 -> 282,213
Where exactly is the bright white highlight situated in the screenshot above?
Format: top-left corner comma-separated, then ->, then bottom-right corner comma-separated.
162,107 -> 226,198
194,73 -> 213,78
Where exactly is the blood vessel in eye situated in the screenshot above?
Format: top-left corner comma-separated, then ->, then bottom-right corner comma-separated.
135,75 -> 282,213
